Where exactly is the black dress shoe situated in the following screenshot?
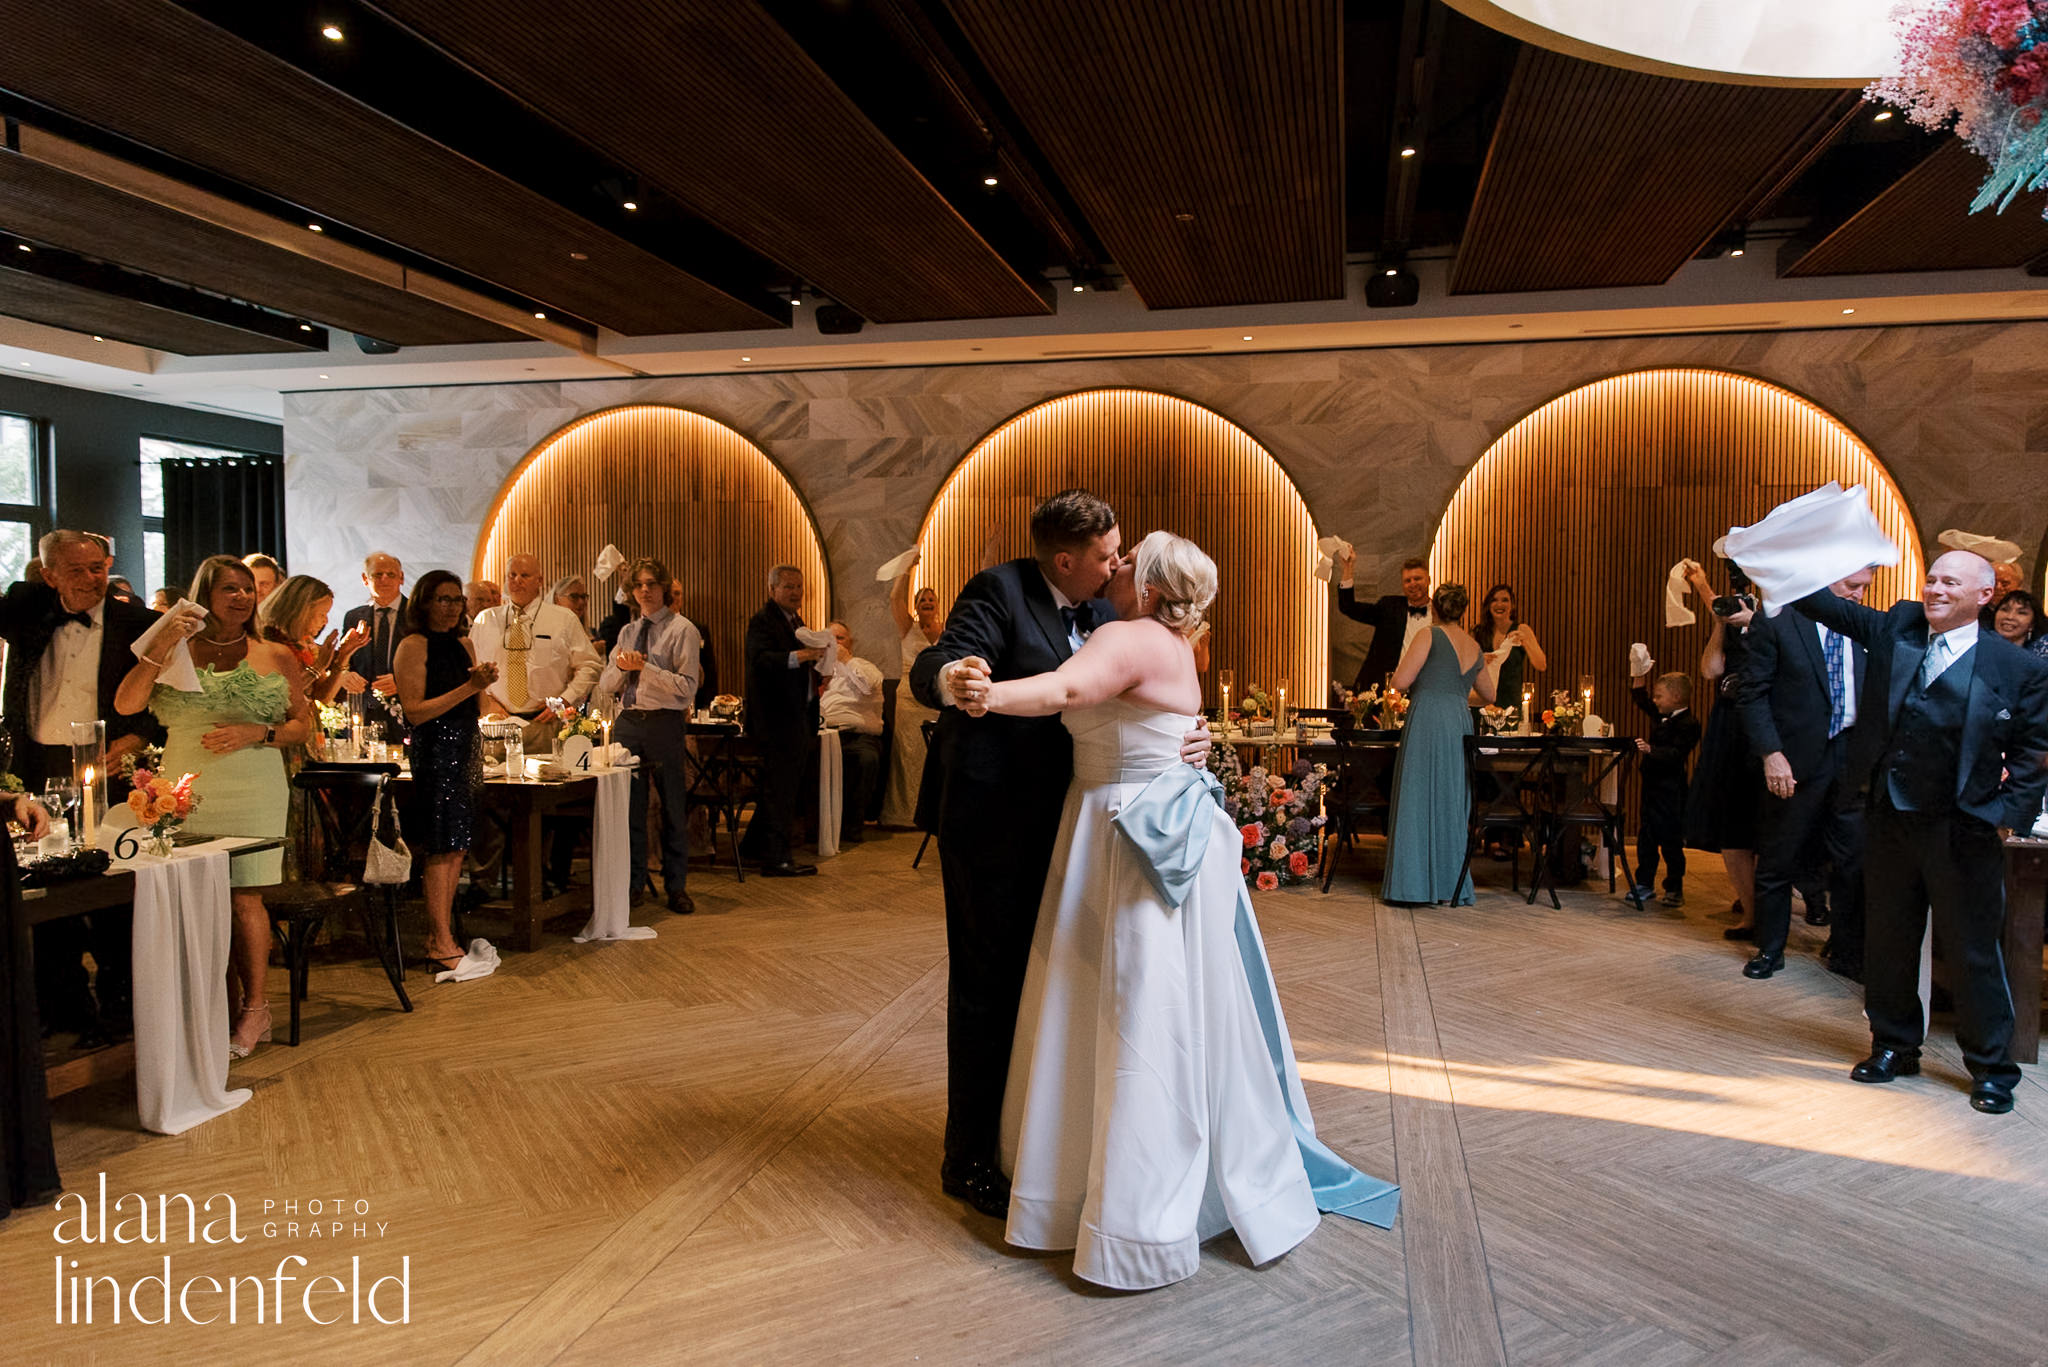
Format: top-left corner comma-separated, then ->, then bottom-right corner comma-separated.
667,890 -> 696,915
1804,907 -> 1830,927
1741,952 -> 1784,979
1722,924 -> 1756,941
1970,1079 -> 2016,1114
1850,1048 -> 1921,1083
940,1159 -> 1010,1219
760,861 -> 817,877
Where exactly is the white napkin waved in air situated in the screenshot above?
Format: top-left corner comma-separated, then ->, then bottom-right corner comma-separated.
1313,535 -> 1354,582
795,625 -> 839,675
1629,643 -> 1653,677
1721,483 -> 1899,616
1664,560 -> 1697,627
1937,529 -> 2022,565
875,546 -> 920,582
591,543 -> 626,584
434,938 -> 500,983
131,600 -> 207,692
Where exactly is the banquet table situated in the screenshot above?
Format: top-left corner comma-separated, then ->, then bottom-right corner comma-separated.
684,721 -> 759,879
1998,835 -> 2047,1064
24,836 -> 283,1134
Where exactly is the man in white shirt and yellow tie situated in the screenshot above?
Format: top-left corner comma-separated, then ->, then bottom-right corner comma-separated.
472,552 -> 602,748
599,557 -> 703,915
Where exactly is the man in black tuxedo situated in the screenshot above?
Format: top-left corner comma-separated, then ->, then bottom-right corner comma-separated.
338,551 -> 408,740
1730,568 -> 1872,980
1791,550 -> 2048,1114
910,489 -> 1210,1218
1336,550 -> 1431,694
739,564 -> 824,877
0,530 -> 163,1036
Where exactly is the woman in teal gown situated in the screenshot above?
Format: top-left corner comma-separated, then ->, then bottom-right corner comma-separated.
1383,584 -> 1494,905
117,555 -> 312,1058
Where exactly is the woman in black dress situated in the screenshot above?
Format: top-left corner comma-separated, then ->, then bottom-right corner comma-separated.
393,570 -> 497,973
1678,562 -> 1761,938
3,792 -> 56,1220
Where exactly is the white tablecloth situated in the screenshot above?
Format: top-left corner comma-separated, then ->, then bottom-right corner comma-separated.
573,766 -> 650,942
817,728 -> 843,859
113,839 -> 254,1135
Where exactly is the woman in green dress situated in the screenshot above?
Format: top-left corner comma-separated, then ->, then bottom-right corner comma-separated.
117,555 -> 312,1058
1383,584 -> 1495,905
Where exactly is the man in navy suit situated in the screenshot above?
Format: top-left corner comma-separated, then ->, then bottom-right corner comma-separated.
910,489 -> 1209,1217
339,551 -> 408,739
1792,550 -> 2048,1114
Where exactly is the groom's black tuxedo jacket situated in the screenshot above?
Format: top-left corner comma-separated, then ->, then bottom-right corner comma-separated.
909,558 -> 1114,839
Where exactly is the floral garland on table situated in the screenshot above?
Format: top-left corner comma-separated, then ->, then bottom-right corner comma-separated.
1871,1 -> 2048,214
1208,743 -> 1326,890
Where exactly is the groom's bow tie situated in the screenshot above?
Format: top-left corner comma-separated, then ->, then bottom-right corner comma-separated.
1406,606 -> 1428,617
1059,605 -> 1079,635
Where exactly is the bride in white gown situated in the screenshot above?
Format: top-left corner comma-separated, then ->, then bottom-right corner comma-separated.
961,531 -> 1398,1291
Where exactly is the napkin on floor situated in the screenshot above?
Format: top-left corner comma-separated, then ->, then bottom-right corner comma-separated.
1937,529 -> 2022,566
1313,535 -> 1354,582
875,546 -> 920,582
1722,483 -> 1899,616
1664,560 -> 1697,627
131,601 -> 207,692
434,938 -> 500,983
591,543 -> 626,584
1629,643 -> 1653,677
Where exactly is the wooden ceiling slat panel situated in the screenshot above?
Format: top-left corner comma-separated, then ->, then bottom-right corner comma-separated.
366,0 -> 1049,325
0,0 -> 782,336
944,0 -> 1344,309
1783,138 -> 2048,276
0,154 -> 520,347
0,270 -> 305,355
1452,49 -> 1840,296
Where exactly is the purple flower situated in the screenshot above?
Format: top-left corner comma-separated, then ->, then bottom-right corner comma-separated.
1287,817 -> 1311,837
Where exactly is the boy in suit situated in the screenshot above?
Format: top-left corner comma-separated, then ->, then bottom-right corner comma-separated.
1628,666 -> 1703,907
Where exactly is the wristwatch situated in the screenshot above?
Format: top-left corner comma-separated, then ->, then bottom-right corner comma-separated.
263,726 -> 277,746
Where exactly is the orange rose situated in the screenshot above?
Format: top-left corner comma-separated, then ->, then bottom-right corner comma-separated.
127,790 -> 150,815
1240,823 -> 1260,848
1288,851 -> 1310,877
151,795 -> 178,820
1256,871 -> 1279,891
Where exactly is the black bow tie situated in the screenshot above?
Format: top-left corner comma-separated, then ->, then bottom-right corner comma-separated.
1059,605 -> 1079,635
57,609 -> 93,630
1406,607 -> 1428,617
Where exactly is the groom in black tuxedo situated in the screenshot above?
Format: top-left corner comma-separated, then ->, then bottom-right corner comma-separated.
1791,550 -> 2048,1114
1337,551 -> 1432,694
911,490 -> 1208,1217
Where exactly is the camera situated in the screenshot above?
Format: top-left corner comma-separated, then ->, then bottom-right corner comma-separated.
1711,594 -> 1756,618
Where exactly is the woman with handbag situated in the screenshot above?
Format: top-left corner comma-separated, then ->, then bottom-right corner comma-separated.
392,570 -> 497,974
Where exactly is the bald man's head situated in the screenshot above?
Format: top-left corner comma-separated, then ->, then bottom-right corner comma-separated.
1924,549 -> 1995,634
504,552 -> 543,608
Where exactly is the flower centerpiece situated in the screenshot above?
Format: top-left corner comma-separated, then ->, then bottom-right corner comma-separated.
1871,1 -> 2048,215
1208,744 -> 1326,890
555,703 -> 603,744
125,768 -> 199,857
1379,688 -> 1411,730
1541,689 -> 1585,737
1335,684 -> 1379,729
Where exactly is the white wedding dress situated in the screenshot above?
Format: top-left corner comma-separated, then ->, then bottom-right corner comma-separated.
999,698 -> 1396,1290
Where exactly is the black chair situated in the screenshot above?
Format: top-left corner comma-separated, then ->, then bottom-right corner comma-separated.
1459,735 -> 1548,900
1535,740 -> 1643,911
253,763 -> 413,1046
912,720 -> 937,869
1318,736 -> 1399,892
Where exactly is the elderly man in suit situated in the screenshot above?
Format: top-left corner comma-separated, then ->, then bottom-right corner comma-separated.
0,530 -> 164,1037
339,551 -> 408,740
910,489 -> 1211,1218
1791,550 -> 2048,1114
739,564 -> 824,877
1731,567 -> 1873,980
1336,550 -> 1432,695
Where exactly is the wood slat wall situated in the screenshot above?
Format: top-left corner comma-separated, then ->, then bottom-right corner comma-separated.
913,388 -> 1324,711
1784,139 -> 2048,276
1428,368 -> 1922,738
473,405 -> 829,702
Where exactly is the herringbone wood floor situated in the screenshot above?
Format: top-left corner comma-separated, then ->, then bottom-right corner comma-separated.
4,833 -> 2044,1366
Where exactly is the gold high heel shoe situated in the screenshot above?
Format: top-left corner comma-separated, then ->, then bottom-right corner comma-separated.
228,1002 -> 273,1059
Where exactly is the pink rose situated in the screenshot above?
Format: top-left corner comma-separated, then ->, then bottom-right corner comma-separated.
1256,871 -> 1279,892
1268,836 -> 1287,860
1240,824 -> 1260,848
1272,788 -> 1294,806
1288,851 -> 1310,877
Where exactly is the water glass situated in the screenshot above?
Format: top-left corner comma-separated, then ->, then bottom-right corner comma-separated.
504,732 -> 525,782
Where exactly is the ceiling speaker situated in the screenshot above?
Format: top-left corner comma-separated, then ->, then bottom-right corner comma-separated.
1365,270 -> 1419,309
353,334 -> 401,355
814,305 -> 865,335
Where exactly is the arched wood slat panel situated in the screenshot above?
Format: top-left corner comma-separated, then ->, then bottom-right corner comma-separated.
474,404 -> 829,700
915,389 -> 1323,710
1429,368 -> 1923,735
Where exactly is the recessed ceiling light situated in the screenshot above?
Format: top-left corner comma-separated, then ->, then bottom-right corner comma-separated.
1384,268 -> 1398,276
622,200 -> 638,211
1841,307 -> 1856,315
18,362 -> 30,369
299,323 -> 313,332
15,244 -> 30,252
1241,335 -> 1253,341
307,223 -> 323,233
533,311 -> 546,320
321,24 -> 344,41
790,296 -> 802,306
318,373 -> 329,379
569,251 -> 588,261
1400,146 -> 1416,158
93,335 -> 103,341
740,356 -> 751,362
1730,248 -> 1745,256
1873,110 -> 1893,122
1173,212 -> 1194,222
1072,284 -> 1084,292
982,175 -> 998,187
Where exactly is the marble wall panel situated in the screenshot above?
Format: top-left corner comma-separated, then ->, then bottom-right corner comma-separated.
285,321 -> 2048,685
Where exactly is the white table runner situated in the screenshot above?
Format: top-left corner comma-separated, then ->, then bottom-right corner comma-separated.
573,767 -> 650,942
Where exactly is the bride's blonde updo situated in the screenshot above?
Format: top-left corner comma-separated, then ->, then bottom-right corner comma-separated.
1133,530 -> 1217,635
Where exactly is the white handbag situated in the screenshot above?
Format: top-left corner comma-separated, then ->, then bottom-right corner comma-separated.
362,782 -> 412,885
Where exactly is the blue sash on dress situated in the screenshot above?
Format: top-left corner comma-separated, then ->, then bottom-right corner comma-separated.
1113,765 -> 1401,1228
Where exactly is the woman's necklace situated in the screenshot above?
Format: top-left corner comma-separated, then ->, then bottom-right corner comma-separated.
197,630 -> 246,648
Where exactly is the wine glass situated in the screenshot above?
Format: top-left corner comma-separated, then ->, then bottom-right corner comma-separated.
41,778 -> 75,848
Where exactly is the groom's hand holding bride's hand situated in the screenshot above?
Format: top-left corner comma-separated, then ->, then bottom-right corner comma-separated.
943,656 -> 994,714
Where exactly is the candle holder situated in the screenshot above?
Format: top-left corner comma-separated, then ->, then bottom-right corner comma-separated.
1217,668 -> 1233,729
1275,678 -> 1290,733
69,720 -> 106,848
1520,683 -> 1537,736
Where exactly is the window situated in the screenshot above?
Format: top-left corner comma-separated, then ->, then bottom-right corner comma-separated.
141,436 -> 277,597
0,414 -> 48,588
